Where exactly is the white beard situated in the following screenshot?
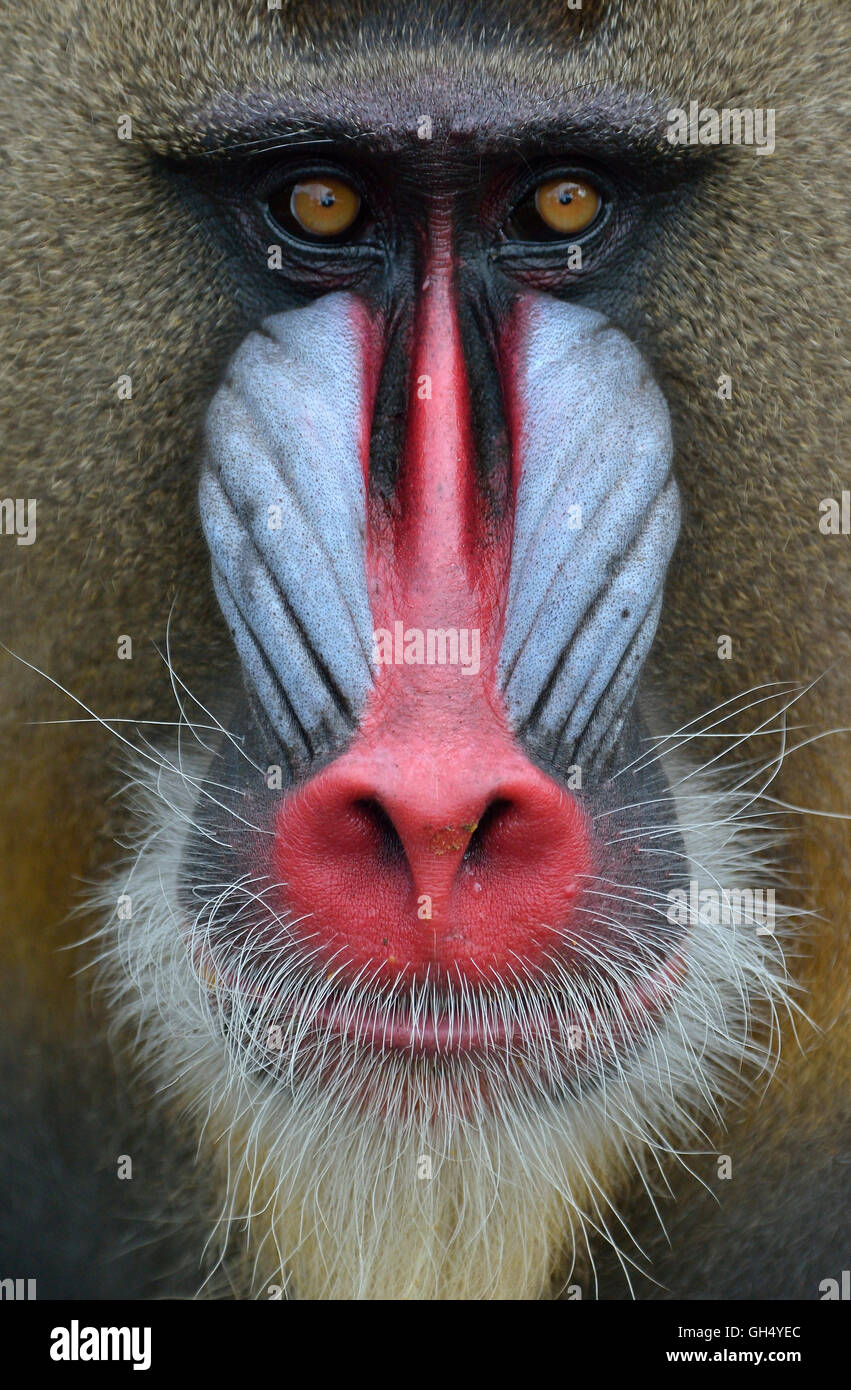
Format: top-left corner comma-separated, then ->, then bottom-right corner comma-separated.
93,741 -> 795,1300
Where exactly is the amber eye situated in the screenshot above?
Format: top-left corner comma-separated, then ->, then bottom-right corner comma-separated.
268,174 -> 363,242
505,174 -> 604,243
535,178 -> 600,234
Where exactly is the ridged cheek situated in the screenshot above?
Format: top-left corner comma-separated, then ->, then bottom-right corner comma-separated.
498,292 -> 681,771
198,291 -> 381,773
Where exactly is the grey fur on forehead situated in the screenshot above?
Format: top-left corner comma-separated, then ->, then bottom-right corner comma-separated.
499,296 -> 680,768
199,292 -> 375,766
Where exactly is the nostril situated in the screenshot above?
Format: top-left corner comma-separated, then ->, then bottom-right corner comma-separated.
351,797 -> 407,866
462,798 -> 515,865
272,752 -> 593,984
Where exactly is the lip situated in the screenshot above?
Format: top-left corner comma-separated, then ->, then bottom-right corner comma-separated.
197,947 -> 685,1061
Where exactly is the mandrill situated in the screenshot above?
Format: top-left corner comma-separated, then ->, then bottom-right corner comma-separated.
0,0 -> 848,1301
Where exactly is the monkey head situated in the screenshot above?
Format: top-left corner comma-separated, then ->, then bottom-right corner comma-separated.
5,0 -> 847,1304
108,71 -> 787,1299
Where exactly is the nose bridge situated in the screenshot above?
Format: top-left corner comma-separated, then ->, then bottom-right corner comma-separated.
397,246 -> 478,587
367,227 -> 510,657
357,236 -> 520,811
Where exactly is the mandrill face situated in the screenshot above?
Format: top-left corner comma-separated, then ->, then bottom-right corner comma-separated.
193,286 -> 683,1090
101,67 -> 793,1300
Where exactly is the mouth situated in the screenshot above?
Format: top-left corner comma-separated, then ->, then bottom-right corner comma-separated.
196,937 -> 686,1073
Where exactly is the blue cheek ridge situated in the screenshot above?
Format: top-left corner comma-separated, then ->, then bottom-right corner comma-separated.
499,297 -> 681,769
198,292 -> 375,764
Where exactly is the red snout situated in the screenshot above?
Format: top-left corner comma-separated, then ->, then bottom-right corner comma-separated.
272,715 -> 591,985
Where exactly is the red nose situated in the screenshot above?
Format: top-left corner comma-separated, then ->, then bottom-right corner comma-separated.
271,725 -> 591,984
